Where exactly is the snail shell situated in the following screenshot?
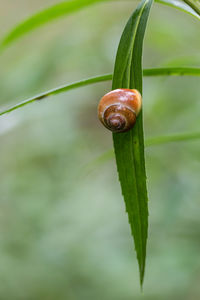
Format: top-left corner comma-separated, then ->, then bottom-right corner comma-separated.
98,88 -> 142,133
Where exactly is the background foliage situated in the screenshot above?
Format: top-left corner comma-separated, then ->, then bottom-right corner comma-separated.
0,0 -> 199,299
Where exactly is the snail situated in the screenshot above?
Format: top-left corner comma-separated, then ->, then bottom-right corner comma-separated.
98,88 -> 142,133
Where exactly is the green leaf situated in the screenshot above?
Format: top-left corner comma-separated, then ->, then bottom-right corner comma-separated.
158,0 -> 200,19
111,0 -> 153,286
0,74 -> 111,116
146,131 -> 200,146
0,0 -> 104,51
143,67 -> 200,76
182,0 -> 200,16
0,0 -> 199,52
85,131 -> 200,171
0,67 -> 199,117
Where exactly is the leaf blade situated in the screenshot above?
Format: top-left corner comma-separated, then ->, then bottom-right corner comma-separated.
1,67 -> 200,117
158,0 -> 200,19
0,74 -> 112,116
0,0 -> 199,52
146,131 -> 200,146
85,130 -> 200,172
112,0 -> 153,286
182,0 -> 200,16
0,0 -> 104,51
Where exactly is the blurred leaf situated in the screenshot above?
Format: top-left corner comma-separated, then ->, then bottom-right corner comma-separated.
111,0 -> 153,286
146,131 -> 200,146
143,67 -> 200,76
158,0 -> 200,19
182,0 -> 200,15
87,131 -> 200,170
0,0 -> 199,52
0,0 -> 104,51
1,67 -> 200,117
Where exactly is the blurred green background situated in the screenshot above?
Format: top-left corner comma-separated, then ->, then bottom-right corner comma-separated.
0,0 -> 200,299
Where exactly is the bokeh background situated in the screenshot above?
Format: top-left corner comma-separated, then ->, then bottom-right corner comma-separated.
0,0 -> 200,299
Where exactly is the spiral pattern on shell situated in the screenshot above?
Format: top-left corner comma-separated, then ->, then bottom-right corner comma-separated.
98,89 -> 142,133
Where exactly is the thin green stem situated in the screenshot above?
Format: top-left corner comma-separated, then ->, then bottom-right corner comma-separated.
0,67 -> 199,117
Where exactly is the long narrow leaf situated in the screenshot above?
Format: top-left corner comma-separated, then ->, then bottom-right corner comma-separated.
86,131 -> 200,169
182,0 -> 200,15
158,0 -> 200,19
146,131 -> 200,146
0,74 -> 111,116
143,67 -> 200,76
0,0 -> 104,51
111,0 -> 153,286
0,67 -> 199,117
0,0 -> 199,52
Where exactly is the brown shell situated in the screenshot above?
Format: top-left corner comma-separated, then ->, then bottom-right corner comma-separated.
98,89 -> 142,133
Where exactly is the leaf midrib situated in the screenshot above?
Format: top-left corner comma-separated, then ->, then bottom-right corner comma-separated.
128,1 -> 148,274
